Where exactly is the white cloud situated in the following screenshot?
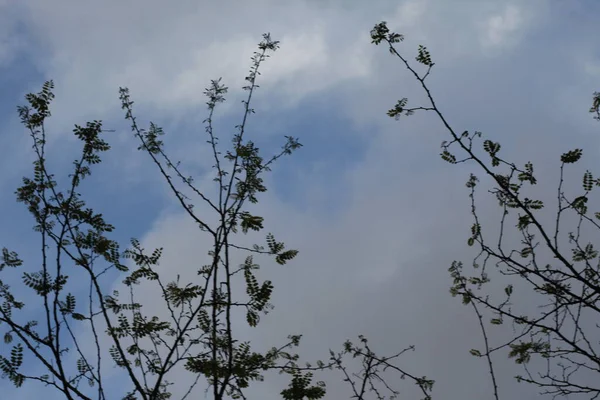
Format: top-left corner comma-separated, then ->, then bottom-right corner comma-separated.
9,0 -> 388,125
2,0 -> 549,133
479,4 -> 524,49
389,0 -> 427,30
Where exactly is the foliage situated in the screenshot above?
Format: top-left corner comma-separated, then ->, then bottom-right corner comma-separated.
0,30 -> 430,400
372,20 -> 600,399
591,92 -> 600,121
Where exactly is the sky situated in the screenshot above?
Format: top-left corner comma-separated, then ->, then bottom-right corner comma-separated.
0,0 -> 599,399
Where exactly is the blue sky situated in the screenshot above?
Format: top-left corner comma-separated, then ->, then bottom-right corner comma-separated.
0,0 -> 599,399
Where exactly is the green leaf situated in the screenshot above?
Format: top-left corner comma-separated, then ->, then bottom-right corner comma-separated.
266,233 -> 284,254
571,196 -> 588,214
469,349 -> 481,357
275,249 -> 298,265
441,150 -> 456,164
483,140 -> 500,156
583,170 -> 593,191
10,344 -> 23,369
462,293 -> 471,304
517,215 -> 531,230
524,198 -> 544,210
387,98 -> 409,120
572,243 -> 598,262
240,212 -> 264,234
520,247 -> 532,258
370,21 -> 404,45
561,149 -> 582,163
416,45 -> 433,66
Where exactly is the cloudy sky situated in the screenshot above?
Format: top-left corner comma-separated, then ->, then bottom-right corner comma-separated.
0,0 -> 599,399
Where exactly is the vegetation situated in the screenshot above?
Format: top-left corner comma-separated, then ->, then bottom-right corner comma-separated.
1,15 -> 598,400
0,31 -> 432,399
371,20 -> 600,399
